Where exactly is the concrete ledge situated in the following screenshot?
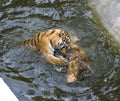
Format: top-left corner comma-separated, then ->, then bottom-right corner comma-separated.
0,78 -> 19,101
90,0 -> 120,44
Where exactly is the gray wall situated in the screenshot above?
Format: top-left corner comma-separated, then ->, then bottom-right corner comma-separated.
90,0 -> 120,44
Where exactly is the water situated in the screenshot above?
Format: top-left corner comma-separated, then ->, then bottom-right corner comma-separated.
0,0 -> 120,101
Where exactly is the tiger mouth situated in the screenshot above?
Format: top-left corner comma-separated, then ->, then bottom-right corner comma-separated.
59,41 -> 70,50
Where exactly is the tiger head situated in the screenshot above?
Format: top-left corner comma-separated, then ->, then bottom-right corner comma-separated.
50,29 -> 71,51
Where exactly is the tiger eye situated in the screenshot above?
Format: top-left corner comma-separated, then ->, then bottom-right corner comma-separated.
63,39 -> 65,42
59,32 -> 64,37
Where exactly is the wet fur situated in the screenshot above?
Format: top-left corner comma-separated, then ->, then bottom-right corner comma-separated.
22,29 -> 71,65
61,47 -> 91,83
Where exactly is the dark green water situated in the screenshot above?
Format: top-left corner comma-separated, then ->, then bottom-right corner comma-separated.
0,0 -> 120,101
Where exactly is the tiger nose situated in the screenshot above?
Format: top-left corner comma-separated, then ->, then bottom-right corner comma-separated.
59,42 -> 64,48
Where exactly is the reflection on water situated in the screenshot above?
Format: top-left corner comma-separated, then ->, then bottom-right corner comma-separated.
0,0 -> 120,101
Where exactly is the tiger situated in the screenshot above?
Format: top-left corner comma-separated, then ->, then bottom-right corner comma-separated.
60,46 -> 92,83
21,29 -> 72,65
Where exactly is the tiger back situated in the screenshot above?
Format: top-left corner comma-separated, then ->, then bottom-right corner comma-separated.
22,29 -> 71,65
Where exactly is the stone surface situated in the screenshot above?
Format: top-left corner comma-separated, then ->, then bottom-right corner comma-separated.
91,0 -> 120,44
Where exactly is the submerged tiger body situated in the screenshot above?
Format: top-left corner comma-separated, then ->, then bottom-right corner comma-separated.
22,29 -> 71,65
61,46 -> 91,83
67,48 -> 91,83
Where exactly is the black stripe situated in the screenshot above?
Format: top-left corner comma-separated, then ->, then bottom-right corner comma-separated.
34,38 -> 37,47
32,39 -> 35,46
50,40 -> 54,49
37,33 -> 40,42
27,39 -> 30,44
41,32 -> 46,39
38,32 -> 41,37
23,40 -> 26,46
50,30 -> 55,35
23,40 -> 27,44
